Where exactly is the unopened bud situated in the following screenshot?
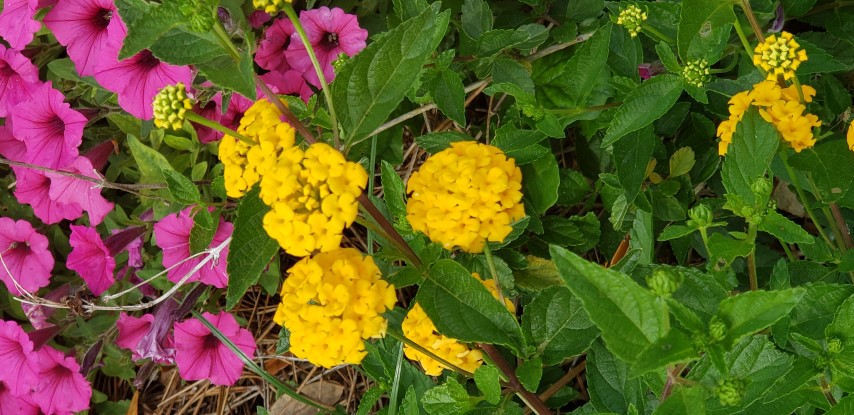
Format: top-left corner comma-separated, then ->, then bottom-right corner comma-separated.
715,378 -> 746,407
688,204 -> 713,228
682,59 -> 711,88
153,83 -> 193,131
616,4 -> 647,38
646,268 -> 684,296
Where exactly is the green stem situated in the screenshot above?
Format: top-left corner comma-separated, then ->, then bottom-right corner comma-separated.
822,206 -> 848,252
641,23 -> 674,44
778,238 -> 796,261
366,136 -> 378,254
481,243 -> 506,306
192,311 -> 334,411
283,4 -> 340,148
780,150 -> 837,250
732,18 -> 755,59
738,0 -> 766,44
212,22 -> 241,61
184,112 -> 254,145
747,223 -> 758,291
386,330 -> 474,377
792,75 -> 807,104
699,227 -> 712,258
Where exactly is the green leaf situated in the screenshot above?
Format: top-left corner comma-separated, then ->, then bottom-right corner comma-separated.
630,328 -> 698,377
196,50 -> 257,100
669,147 -> 696,178
189,207 -> 216,254
493,57 -> 534,95
717,289 -> 806,347
550,245 -> 668,363
827,294 -> 854,346
126,134 -> 171,183
721,109 -> 779,206
492,126 -> 549,165
150,29 -> 227,65
334,4 -> 450,146
522,153 -> 560,215
162,169 -> 200,204
652,386 -> 706,415
658,225 -> 695,241
789,139 -> 854,209
558,23 -> 612,107
522,286 -> 598,365
416,260 -> 526,354
474,365 -> 501,405
380,161 -> 407,223
613,126 -> 655,204
423,378 -> 478,415
785,283 -> 854,340
706,232 -> 753,265
119,0 -> 185,59
356,386 -> 386,415
430,70 -> 466,125
225,185 -> 281,309
827,394 -> 854,415
514,256 -> 564,291
759,211 -> 813,244
461,0 -> 492,40
415,132 -> 470,153
586,339 -> 648,414
655,43 -> 681,73
677,0 -> 735,61
601,75 -> 683,148
476,25 -> 547,56
557,169 -> 589,206
516,357 -> 543,392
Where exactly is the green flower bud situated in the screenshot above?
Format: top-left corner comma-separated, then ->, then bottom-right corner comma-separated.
520,103 -> 545,121
646,268 -> 684,297
828,337 -> 844,355
179,0 -> 214,33
616,4 -> 647,38
751,177 -> 773,202
252,0 -> 290,14
708,317 -> 727,343
688,204 -> 713,228
682,59 -> 711,88
715,378 -> 746,407
153,83 -> 194,131
815,354 -> 830,370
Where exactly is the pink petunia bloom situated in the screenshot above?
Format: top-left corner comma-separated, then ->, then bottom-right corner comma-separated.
261,69 -> 313,103
287,7 -> 367,87
0,218 -> 54,296
30,346 -> 92,415
256,17 -> 296,72
116,313 -> 153,351
0,320 -> 38,397
12,167 -> 82,224
0,383 -> 39,415
116,299 -> 176,363
46,156 -> 114,225
0,125 -> 26,162
0,45 -> 41,117
153,208 -> 232,288
0,0 -> 41,50
44,0 -> 127,77
173,312 -> 256,386
8,82 -> 86,169
94,38 -> 193,120
66,225 -> 115,296
248,10 -> 272,29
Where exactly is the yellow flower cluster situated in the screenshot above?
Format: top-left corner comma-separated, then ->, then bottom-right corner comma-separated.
717,80 -> 820,155
219,99 -> 296,198
152,83 -> 192,130
406,141 -> 524,253
260,142 -> 367,257
402,273 -> 514,376
252,0 -> 291,14
753,31 -> 808,81
616,4 -> 647,38
273,248 -> 396,368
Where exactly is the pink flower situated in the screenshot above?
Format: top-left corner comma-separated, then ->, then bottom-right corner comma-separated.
116,300 -> 177,364
30,346 -> 92,415
0,125 -> 26,162
0,320 -> 38,397
256,17 -> 296,72
0,0 -> 41,50
248,10 -> 271,29
153,208 -> 232,288
0,383 -> 39,415
261,69 -> 313,102
0,218 -> 53,296
44,0 -> 127,77
287,7 -> 367,87
8,82 -> 86,169
46,156 -> 114,225
173,312 -> 256,386
67,225 -> 115,296
11,167 -> 81,224
0,45 -> 41,117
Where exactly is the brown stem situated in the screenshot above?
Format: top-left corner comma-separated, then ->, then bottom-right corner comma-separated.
831,203 -> 854,249
739,0 -> 766,43
0,156 -> 167,191
538,360 -> 586,402
255,75 -> 318,145
480,344 -> 553,415
358,193 -> 421,267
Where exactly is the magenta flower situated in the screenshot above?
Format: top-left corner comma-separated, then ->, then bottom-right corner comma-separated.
287,6 -> 367,87
256,17 -> 296,72
173,312 -> 256,386
0,320 -> 38,397
67,225 -> 116,296
0,45 -> 41,117
44,0 -> 127,77
46,156 -> 115,225
0,125 -> 26,162
153,208 -> 232,288
116,313 -> 153,351
106,226 -> 147,268
8,82 -> 86,169
0,0 -> 41,50
30,346 -> 92,415
248,10 -> 271,29
0,383 -> 39,415
12,167 -> 81,224
0,218 -> 53,296
116,299 -> 177,363
261,69 -> 313,102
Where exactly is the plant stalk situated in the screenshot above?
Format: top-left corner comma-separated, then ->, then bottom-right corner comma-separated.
482,243 -> 506,306
480,344 -> 553,415
184,112 -> 253,145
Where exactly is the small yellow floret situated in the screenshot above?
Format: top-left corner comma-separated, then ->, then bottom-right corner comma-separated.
152,83 -> 193,130
753,31 -> 808,81
616,4 -> 647,38
252,0 -> 291,14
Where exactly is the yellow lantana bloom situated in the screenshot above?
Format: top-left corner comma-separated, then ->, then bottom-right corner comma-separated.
753,31 -> 808,81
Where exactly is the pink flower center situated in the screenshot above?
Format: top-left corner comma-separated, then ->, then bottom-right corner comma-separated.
137,50 -> 162,71
92,8 -> 113,30
46,114 -> 67,138
320,32 -> 339,51
202,334 -> 219,350
0,61 -> 16,78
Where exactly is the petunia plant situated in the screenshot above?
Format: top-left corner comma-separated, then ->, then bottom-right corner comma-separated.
3,0 -> 854,414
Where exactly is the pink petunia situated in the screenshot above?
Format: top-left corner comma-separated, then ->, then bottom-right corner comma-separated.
116,299 -> 176,364
153,208 -> 232,288
0,125 -> 26,162
287,6 -> 367,87
45,156 -> 115,225
256,17 -> 296,72
44,0 -> 127,77
0,218 -> 54,296
0,382 -> 39,415
0,45 -> 41,117
0,0 -> 41,50
173,312 -> 256,386
0,320 -> 38,397
66,225 -> 116,296
261,69 -> 313,103
30,346 -> 92,415
12,167 -> 82,224
248,10 -> 272,29
115,313 -> 154,351
8,82 -> 86,169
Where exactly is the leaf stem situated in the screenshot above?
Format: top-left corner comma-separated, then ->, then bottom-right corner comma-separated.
747,223 -> 758,291
184,112 -> 254,145
780,150 -> 837,250
482,243 -> 506,306
732,18 -> 755,58
480,344 -> 553,415
212,21 -> 241,62
641,23 -> 674,44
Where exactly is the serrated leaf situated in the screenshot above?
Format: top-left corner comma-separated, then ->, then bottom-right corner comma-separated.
601,75 -> 683,148
514,256 -> 564,291
523,286 -> 598,365
669,147 -> 695,178
196,51 -> 257,100
550,245 -> 668,363
492,126 -> 549,165
706,232 -> 753,265
225,185 -> 280,309
516,357 -> 543,392
677,0 -> 735,61
416,260 -> 525,354
658,225 -> 695,241
655,42 -> 681,73
415,132 -> 470,153
126,134 -> 170,183
631,328 -> 698,377
334,4 -> 449,146
474,365 -> 501,404
586,339 -> 648,414
356,386 -> 385,415
423,378 -> 476,415
717,289 -> 806,348
557,169 -> 589,206
534,23 -> 611,108
380,161 -> 407,223
189,207 -> 216,254
461,0 -> 492,40
759,211 -> 813,244
430,70 -> 466,125
522,153 -> 560,215
613,126 -> 655,204
789,140 -> 854,209
653,386 -> 706,415
150,28 -> 227,65
119,0 -> 185,59
721,109 -> 779,206
163,169 -> 200,204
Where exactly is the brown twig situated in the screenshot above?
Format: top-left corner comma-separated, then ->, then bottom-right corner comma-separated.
830,203 -> 854,249
480,344 -> 553,415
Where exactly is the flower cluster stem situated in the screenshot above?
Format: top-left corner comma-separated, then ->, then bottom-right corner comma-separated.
641,23 -> 674,44
747,223 -> 758,291
732,18 -> 755,58
482,243 -> 506,306
480,343 -> 553,415
738,0 -> 766,44
184,112 -> 254,145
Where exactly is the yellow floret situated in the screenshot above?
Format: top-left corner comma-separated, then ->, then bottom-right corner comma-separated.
152,83 -> 193,131
615,4 -> 647,38
753,31 -> 808,81
252,0 -> 291,14
848,121 -> 854,152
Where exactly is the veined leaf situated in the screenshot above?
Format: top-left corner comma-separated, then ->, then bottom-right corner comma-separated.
602,75 -> 683,148
721,109 -> 779,206
677,0 -> 735,61
717,289 -> 806,348
522,286 -> 598,365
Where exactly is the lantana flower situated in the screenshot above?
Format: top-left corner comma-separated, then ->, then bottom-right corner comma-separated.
0,45 -> 41,117
847,120 -> 854,152
0,0 -> 41,50
287,7 -> 368,87
43,0 -> 127,76
0,218 -> 54,296
30,346 -> 93,415
753,31 -> 808,81
153,207 -> 233,288
0,320 -> 38,396
173,312 -> 256,386
406,141 -> 525,253
8,83 -> 86,169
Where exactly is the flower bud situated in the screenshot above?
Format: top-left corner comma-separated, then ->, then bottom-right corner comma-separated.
682,59 -> 711,88
616,4 -> 647,38
646,268 -> 684,297
708,317 -> 727,343
688,204 -> 713,228
828,337 -> 844,355
520,102 -> 545,121
153,83 -> 193,131
715,378 -> 746,407
179,0 -> 215,32
751,177 -> 773,202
